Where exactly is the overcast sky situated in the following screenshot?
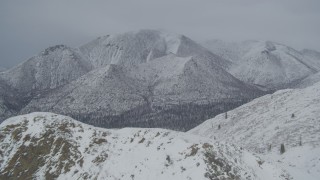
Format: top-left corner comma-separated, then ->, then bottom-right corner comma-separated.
1,0 -> 320,68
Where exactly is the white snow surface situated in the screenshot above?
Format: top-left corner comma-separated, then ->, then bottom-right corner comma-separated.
190,81 -> 320,179
0,112 -> 289,180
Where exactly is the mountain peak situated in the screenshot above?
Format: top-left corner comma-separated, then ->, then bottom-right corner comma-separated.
0,45 -> 92,94
42,44 -> 68,55
79,29 -> 230,69
202,39 -> 318,89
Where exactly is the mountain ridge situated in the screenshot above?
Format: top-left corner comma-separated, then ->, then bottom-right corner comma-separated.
202,40 -> 320,89
0,45 -> 92,95
0,30 -> 263,130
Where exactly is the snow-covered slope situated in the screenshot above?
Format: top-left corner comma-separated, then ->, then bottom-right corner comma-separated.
0,112 -> 288,180
190,82 -> 320,179
0,67 -> 6,72
0,45 -> 92,95
21,64 -> 147,122
190,81 -> 320,152
203,40 -> 317,89
128,53 -> 258,105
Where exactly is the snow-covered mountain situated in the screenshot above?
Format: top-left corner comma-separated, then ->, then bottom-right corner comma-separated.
0,45 -> 92,95
0,67 -> 6,72
20,52 -> 260,130
21,64 -> 147,123
203,40 -> 319,89
0,30 -> 263,130
190,81 -> 320,179
0,112 -> 289,180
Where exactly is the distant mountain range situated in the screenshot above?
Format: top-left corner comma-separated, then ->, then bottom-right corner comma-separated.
0,30 -> 320,131
203,40 -> 320,89
0,30 -> 262,130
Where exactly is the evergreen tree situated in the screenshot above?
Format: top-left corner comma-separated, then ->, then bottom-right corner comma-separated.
280,144 -> 285,154
299,136 -> 302,146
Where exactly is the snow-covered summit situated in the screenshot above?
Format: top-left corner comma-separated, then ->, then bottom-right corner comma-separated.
79,29 -> 230,69
0,45 -> 92,95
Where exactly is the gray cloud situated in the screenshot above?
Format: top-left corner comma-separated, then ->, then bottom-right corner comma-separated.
1,0 -> 320,68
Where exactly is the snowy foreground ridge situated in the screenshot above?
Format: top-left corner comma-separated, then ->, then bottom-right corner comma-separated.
1,112 -> 289,180
190,81 -> 320,180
